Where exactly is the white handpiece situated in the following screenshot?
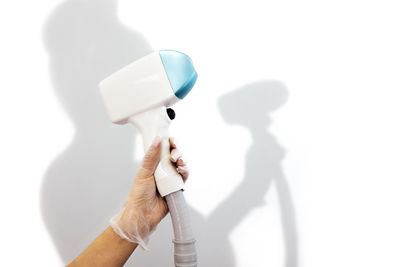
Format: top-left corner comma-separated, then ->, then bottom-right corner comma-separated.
99,50 -> 197,267
128,106 -> 184,197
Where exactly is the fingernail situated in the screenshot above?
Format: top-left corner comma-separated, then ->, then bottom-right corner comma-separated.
171,150 -> 182,161
152,136 -> 161,147
172,137 -> 180,147
178,166 -> 189,172
180,157 -> 187,165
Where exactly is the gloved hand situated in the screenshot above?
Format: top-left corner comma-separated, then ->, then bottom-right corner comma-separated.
110,136 -> 189,250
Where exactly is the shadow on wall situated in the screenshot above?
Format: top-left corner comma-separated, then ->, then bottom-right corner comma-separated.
40,0 -> 151,263
41,0 -> 298,266
218,81 -> 298,267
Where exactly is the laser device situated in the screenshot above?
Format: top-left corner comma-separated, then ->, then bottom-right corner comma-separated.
99,50 -> 197,266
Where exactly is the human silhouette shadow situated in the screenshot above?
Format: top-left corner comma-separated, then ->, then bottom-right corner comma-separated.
41,1 -> 295,266
218,81 -> 298,267
40,0 -> 152,263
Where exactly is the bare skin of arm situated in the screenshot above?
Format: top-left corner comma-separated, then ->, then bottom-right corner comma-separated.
66,138 -> 188,267
67,226 -> 137,267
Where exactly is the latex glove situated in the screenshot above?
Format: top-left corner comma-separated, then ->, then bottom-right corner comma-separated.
110,136 -> 189,250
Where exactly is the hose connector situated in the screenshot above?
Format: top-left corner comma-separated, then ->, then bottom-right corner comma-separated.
173,238 -> 197,267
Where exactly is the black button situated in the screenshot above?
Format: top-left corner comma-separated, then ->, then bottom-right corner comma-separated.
166,108 -> 175,120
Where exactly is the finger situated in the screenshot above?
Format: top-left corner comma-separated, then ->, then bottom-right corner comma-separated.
169,137 -> 177,150
138,136 -> 162,177
176,158 -> 186,167
170,148 -> 182,163
177,166 -> 189,182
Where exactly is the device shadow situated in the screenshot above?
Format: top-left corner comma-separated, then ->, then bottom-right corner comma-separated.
41,1 -> 297,266
217,81 -> 298,267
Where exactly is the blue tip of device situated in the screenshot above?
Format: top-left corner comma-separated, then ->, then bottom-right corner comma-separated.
159,50 -> 197,99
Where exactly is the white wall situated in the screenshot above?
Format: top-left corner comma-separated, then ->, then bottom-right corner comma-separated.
1,0 -> 400,266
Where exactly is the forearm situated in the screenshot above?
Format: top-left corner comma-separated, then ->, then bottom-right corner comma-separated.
67,226 -> 137,267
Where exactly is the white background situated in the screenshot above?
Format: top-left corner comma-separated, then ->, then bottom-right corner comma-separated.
1,0 -> 400,266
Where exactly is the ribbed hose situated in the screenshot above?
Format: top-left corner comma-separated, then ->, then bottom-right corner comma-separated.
165,190 -> 197,267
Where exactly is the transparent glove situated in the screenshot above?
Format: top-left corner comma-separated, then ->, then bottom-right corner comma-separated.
110,136 -> 189,250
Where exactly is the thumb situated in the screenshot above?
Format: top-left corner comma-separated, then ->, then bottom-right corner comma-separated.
138,136 -> 162,177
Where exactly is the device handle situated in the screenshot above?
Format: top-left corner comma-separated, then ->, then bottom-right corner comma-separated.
129,107 -> 184,197
154,136 -> 185,196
